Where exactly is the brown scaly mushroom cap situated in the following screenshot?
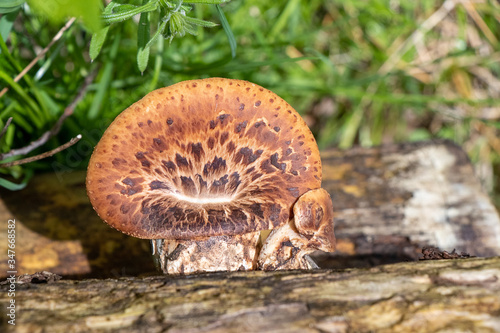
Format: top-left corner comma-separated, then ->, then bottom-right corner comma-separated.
86,78 -> 321,240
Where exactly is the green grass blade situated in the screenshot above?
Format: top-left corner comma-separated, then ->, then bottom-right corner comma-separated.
0,168 -> 33,191
148,35 -> 164,91
102,1 -> 158,24
88,34 -> 121,119
0,176 -> 28,190
215,4 -> 236,58
137,1 -> 151,73
183,0 -> 229,4
34,38 -> 65,81
269,0 -> 300,40
0,33 -> 22,71
0,71 -> 42,118
206,56 -> 317,74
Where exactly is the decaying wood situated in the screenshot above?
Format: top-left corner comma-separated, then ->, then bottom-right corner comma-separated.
318,140 -> 500,268
0,140 -> 499,278
1,257 -> 499,332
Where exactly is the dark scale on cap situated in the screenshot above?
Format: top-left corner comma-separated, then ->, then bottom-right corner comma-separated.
227,141 -> 236,154
150,180 -> 169,190
152,137 -> 167,152
86,77 -> 322,240
190,142 -> 204,162
175,153 -> 190,169
203,156 -> 226,177
270,153 -> 286,171
235,121 -> 248,133
122,177 -> 136,186
207,137 -> 215,150
228,172 -> 241,193
218,114 -> 230,123
112,158 -> 127,169
236,147 -> 263,165
162,160 -> 176,173
220,132 -> 229,145
135,152 -> 151,168
254,121 -> 264,128
181,176 -> 196,195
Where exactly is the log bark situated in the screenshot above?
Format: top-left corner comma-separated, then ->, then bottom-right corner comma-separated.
319,139 -> 500,268
1,257 -> 499,332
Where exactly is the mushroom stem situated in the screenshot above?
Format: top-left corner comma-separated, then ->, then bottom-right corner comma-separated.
257,219 -> 319,270
258,188 -> 336,270
151,232 -> 261,275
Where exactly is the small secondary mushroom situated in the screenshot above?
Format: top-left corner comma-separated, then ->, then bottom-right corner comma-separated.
86,78 -> 335,274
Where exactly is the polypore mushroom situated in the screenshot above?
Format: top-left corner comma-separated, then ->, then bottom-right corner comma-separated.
86,77 -> 335,274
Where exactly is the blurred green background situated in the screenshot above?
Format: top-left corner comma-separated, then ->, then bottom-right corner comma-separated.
1,0 -> 499,209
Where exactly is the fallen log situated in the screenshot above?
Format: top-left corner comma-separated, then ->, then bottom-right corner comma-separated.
1,256 -> 499,332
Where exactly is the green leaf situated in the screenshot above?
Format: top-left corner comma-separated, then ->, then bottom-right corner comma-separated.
27,0 -> 102,32
0,0 -> 24,14
90,27 -> 110,61
89,2 -> 117,61
137,46 -> 150,73
137,1 -> 151,73
183,23 -> 198,36
183,0 -> 230,4
0,8 -> 20,42
145,19 -> 168,48
112,4 -> 139,14
183,16 -> 217,28
215,4 -> 236,58
102,1 -> 158,25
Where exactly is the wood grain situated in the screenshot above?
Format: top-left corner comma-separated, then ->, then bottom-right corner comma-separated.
1,257 -> 499,332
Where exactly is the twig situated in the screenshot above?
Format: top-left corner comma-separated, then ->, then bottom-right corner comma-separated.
0,117 -> 12,140
0,17 -> 76,99
0,70 -> 97,161
378,0 -> 457,76
461,0 -> 498,45
0,135 -> 81,167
